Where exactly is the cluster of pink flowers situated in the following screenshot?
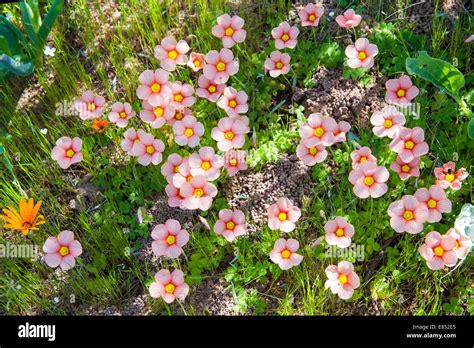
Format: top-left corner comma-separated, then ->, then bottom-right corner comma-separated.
390,126 -> 428,180
297,113 -> 350,166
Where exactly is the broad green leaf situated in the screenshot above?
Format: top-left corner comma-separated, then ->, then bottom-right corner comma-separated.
38,0 -> 65,43
406,51 -> 465,102
468,118 -> 474,140
0,54 -> 34,76
0,23 -> 22,56
19,0 -> 40,50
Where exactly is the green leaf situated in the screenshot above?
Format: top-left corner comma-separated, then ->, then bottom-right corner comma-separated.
0,54 -> 34,76
19,0 -> 41,50
406,51 -> 465,102
38,0 -> 65,43
468,118 -> 474,140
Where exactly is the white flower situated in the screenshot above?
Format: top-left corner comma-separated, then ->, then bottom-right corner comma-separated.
6,13 -> 13,21
329,11 -> 335,17
44,45 -> 56,57
40,128 -> 48,135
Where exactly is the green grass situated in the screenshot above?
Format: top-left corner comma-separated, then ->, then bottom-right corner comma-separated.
0,0 -> 472,315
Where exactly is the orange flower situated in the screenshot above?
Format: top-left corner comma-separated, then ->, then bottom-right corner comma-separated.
0,197 -> 46,235
92,119 -> 108,133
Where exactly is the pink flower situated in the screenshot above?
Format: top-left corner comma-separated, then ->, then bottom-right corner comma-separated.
217,87 -> 248,117
419,231 -> 457,270
211,14 -> 246,48
140,99 -> 173,129
213,209 -> 246,242
271,21 -> 299,49
165,183 -> 183,208
269,238 -> 303,270
211,116 -> 248,151
390,156 -> 420,180
325,261 -> 360,299
136,69 -> 171,107
370,106 -> 406,138
350,146 -> 376,169
223,150 -> 248,176
120,128 -> 139,156
132,130 -> 165,166
173,115 -> 205,148
170,81 -> 195,108
348,161 -> 389,198
188,147 -> 224,181
196,76 -> 225,102
446,228 -> 472,259
154,36 -> 190,72
108,102 -> 135,128
187,52 -> 206,72
385,75 -> 419,107
180,175 -> 218,211
414,185 -> 452,223
43,230 -> 82,271
267,197 -> 301,232
296,142 -> 327,166
149,269 -> 189,303
324,217 -> 355,248
161,153 -> 184,184
151,219 -> 189,259
264,50 -> 291,78
203,48 -> 239,84
332,121 -> 351,143
389,127 -> 429,163
75,90 -> 105,120
298,3 -> 325,27
172,159 -> 193,189
299,113 -> 337,147
335,9 -> 362,28
166,106 -> 192,126
434,162 -> 468,190
51,137 -> 83,169
345,38 -> 378,69
387,195 -> 429,234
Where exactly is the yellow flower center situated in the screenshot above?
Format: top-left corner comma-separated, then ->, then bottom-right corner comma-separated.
146,145 -> 155,154
405,140 -> 415,150
278,212 -> 288,221
455,240 -> 460,249
194,188 -> 204,197
229,100 -> 237,108
208,85 -> 216,93
154,107 -> 164,117
119,111 -> 127,118
282,34 -> 289,41
276,62 -> 283,69
309,14 -> 316,21
225,131 -> 234,140
281,249 -> 291,259
166,235 -> 176,245
336,228 -> 344,237
338,274 -> 348,284
151,83 -> 161,93
175,112 -> 183,120
66,149 -> 75,158
427,199 -> 437,208
194,59 -> 201,67
397,89 -> 406,97
184,128 -> 194,137
201,161 -> 211,170
364,176 -> 374,186
174,94 -> 184,102
401,165 -> 410,172
165,283 -> 175,294
360,156 -> 367,163
216,62 -> 226,71
309,147 -> 318,155
59,246 -> 69,257
226,221 -> 235,230
313,127 -> 324,137
384,119 -> 393,128
225,27 -> 234,36
186,175 -> 192,182
174,166 -> 180,173
433,246 -> 444,257
168,50 -> 178,59
358,51 -> 367,60
445,173 -> 455,182
229,158 -> 237,166
403,210 -> 414,221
